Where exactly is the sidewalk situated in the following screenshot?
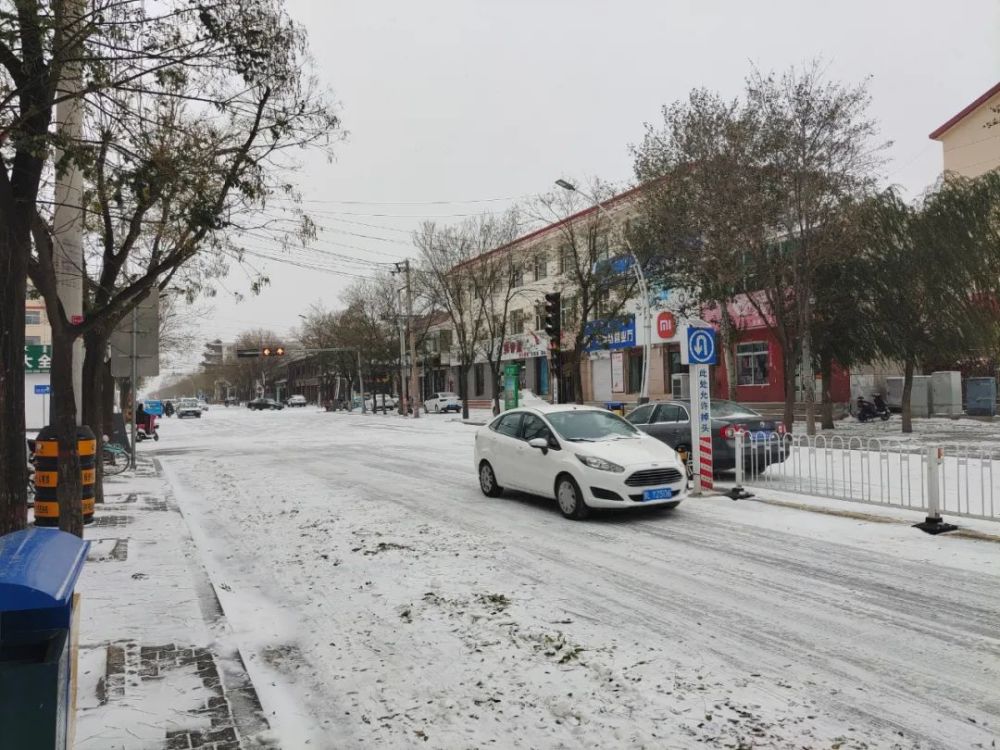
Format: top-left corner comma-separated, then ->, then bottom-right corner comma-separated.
69,457 -> 276,749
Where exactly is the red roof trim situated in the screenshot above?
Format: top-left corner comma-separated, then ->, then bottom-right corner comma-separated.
929,81 -> 1000,140
450,182 -> 649,273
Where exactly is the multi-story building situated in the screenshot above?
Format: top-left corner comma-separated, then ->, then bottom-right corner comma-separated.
930,81 -> 1000,178
432,184 -> 852,410
25,297 -> 52,429
433,185 -> 694,407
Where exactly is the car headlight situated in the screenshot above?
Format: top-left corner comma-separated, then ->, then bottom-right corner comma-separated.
575,454 -> 625,473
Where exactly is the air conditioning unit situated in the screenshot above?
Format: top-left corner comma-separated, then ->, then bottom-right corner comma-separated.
672,373 -> 690,399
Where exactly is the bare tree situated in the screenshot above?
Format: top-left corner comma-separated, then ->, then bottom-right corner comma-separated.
632,89 -> 778,402
530,182 -> 642,404
414,223 -> 492,419
747,61 -> 888,434
9,0 -> 338,534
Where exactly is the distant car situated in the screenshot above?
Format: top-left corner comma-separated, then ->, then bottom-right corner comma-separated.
176,398 -> 202,419
474,405 -> 687,520
248,398 -> 284,411
286,395 -> 308,407
424,392 -> 462,413
625,399 -> 788,473
198,400 -> 209,412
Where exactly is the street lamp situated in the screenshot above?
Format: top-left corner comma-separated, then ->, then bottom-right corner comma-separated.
555,179 -> 651,404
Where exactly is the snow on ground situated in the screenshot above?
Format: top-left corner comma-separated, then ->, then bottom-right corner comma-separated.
149,406 -> 1000,749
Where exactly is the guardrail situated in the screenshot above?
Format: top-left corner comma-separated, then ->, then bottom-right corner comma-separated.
736,432 -> 998,522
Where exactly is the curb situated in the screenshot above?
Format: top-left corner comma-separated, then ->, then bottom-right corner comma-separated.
740,494 -> 1000,544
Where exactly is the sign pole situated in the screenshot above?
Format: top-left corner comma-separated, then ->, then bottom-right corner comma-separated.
129,305 -> 137,469
683,326 -> 717,495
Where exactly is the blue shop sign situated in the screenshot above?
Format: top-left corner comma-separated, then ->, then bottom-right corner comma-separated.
585,316 -> 636,352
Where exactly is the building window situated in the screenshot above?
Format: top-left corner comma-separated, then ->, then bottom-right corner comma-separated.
559,245 -> 575,275
736,341 -> 769,386
534,253 -> 547,281
510,309 -> 524,334
627,348 -> 643,393
25,335 -> 41,345
534,302 -> 545,332
438,329 -> 452,352
513,264 -> 524,287
25,310 -> 41,325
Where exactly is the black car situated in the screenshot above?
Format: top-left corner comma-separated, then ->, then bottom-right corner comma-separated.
625,399 -> 788,474
248,398 -> 284,411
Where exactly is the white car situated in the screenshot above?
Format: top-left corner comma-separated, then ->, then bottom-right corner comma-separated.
176,398 -> 202,418
286,394 -> 308,407
424,392 -> 462,413
198,400 -> 209,412
474,404 -> 688,520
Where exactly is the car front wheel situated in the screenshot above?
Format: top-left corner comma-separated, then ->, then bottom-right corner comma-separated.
555,474 -> 589,520
479,461 -> 503,497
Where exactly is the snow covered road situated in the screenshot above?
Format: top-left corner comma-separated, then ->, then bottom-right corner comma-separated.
151,407 -> 1000,749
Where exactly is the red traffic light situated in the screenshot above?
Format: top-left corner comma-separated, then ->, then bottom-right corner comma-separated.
275,346 -> 285,356
262,347 -> 272,356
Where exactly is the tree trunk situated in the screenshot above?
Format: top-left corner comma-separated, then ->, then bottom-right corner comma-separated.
0,227 -> 29,535
718,304 -> 738,401
783,346 -> 797,433
50,325 -> 84,537
490,358 -> 502,414
820,354 -> 834,430
801,326 -> 816,436
83,329 -> 109,503
459,362 -> 470,420
573,348 -> 585,405
901,359 -> 914,434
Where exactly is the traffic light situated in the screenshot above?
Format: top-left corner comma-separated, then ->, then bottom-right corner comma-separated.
543,292 -> 562,401
261,346 -> 286,357
543,292 -> 561,341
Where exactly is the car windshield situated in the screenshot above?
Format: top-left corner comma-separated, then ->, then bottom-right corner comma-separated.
180,399 -> 198,407
545,410 -> 640,442
710,400 -> 762,418
440,393 -> 459,399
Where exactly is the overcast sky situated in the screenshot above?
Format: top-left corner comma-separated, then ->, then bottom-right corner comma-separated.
171,0 -> 1000,374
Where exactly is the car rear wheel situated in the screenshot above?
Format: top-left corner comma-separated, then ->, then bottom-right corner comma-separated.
479,461 -> 503,497
555,474 -> 589,520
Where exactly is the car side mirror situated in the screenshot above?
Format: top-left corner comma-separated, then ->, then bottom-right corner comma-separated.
528,437 -> 549,455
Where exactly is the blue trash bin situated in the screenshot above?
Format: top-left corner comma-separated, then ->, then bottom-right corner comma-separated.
0,528 -> 89,750
966,377 -> 997,417
604,401 -> 625,416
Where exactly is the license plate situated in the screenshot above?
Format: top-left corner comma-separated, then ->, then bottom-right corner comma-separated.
752,430 -> 776,441
642,488 -> 673,501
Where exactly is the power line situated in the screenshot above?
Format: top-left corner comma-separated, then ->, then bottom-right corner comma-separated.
268,193 -> 531,206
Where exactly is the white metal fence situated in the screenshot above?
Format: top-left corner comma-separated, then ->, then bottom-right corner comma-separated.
738,432 -> 999,522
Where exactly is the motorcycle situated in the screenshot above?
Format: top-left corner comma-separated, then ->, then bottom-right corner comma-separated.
855,393 -> 891,423
136,411 -> 159,441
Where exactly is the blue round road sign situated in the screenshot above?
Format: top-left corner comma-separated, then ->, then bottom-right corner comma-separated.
687,328 -> 717,365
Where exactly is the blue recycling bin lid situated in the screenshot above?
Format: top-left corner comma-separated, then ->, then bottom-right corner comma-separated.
0,529 -> 89,612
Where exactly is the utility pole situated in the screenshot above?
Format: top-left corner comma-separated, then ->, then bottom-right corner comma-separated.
397,260 -> 421,418
129,306 -> 137,469
52,0 -> 86,424
397,286 -> 407,415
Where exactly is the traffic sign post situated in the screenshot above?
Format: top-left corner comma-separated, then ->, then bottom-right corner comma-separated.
682,326 -> 717,494
34,383 -> 50,426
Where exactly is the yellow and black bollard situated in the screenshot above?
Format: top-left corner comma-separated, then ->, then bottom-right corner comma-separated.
33,425 -> 96,527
